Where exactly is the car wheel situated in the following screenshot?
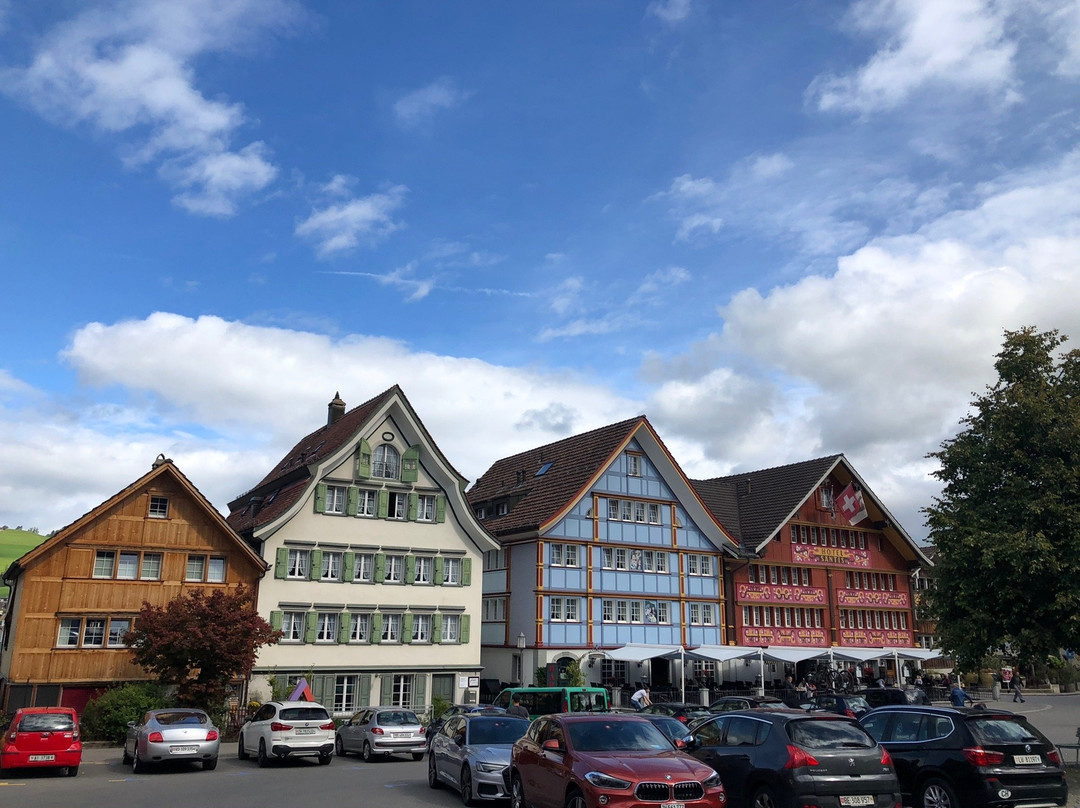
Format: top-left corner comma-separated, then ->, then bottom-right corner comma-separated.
428,754 -> 442,789
920,777 -> 959,808
751,785 -> 781,808
412,751 -> 424,761
564,787 -> 587,808
66,765 -> 79,777
202,758 -> 217,771
122,744 -> 133,765
511,774 -> 529,808
362,741 -> 373,762
461,765 -> 475,806
318,752 -> 332,766
237,734 -> 249,760
132,749 -> 146,775
257,739 -> 270,768
335,736 -> 346,757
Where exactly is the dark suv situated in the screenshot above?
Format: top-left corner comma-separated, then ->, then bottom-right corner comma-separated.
686,709 -> 899,808
856,688 -> 931,708
860,705 -> 1067,808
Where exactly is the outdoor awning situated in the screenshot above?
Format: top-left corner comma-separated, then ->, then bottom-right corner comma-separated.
685,645 -> 760,663
606,643 -> 684,662
759,647 -> 832,664
831,646 -> 942,662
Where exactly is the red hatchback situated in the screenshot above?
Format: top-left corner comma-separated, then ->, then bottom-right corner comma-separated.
510,713 -> 726,808
1,707 -> 82,776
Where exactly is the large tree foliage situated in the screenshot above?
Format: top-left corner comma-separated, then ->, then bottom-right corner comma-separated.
126,585 -> 280,710
925,327 -> 1080,671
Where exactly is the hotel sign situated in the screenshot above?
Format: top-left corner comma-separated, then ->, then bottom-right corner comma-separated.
737,583 -> 827,605
835,588 -> 909,608
839,629 -> 912,646
742,626 -> 828,646
792,544 -> 870,567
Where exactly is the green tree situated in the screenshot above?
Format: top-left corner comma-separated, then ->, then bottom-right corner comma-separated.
925,327 -> 1080,671
125,585 -> 281,712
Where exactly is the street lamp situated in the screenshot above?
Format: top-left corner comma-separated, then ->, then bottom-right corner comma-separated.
517,632 -> 527,686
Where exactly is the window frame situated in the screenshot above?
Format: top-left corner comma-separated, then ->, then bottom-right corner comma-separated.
148,496 -> 169,519
372,444 -> 401,480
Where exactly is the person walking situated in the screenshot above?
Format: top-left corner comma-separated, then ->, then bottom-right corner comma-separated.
950,680 -> 974,707
507,695 -> 530,719
1012,672 -> 1026,703
630,686 -> 651,711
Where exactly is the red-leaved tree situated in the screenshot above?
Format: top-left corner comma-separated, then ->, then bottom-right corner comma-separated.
125,585 -> 280,710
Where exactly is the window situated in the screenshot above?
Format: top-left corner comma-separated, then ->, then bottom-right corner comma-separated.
57,618 -> 81,648
334,675 -> 358,713
382,613 -> 401,642
350,613 -> 371,643
626,453 -> 642,476
413,614 -> 431,642
565,544 -> 579,567
620,501 -> 632,521
321,552 -> 342,582
391,674 -> 412,708
384,554 -> 404,583
92,551 -> 115,578
550,598 -> 564,621
108,618 -> 131,647
550,543 -> 563,566
354,553 -> 374,582
325,485 -> 347,515
602,600 -> 614,621
630,601 -> 642,623
442,614 -> 461,642
655,602 -> 670,623
616,600 -> 628,622
316,613 -> 338,642
801,568 -> 810,586
372,445 -> 400,479
690,603 -> 701,625
282,611 -> 304,642
287,549 -> 309,579
83,618 -> 106,647
607,499 -> 619,519
116,553 -> 139,580
388,491 -> 408,520
687,553 -> 712,576
415,556 -> 432,585
148,496 -> 169,518
565,598 -> 579,621
615,548 -> 627,569
444,557 -> 462,585
207,556 -> 226,583
185,555 -> 206,582
632,502 -> 645,523
602,548 -> 614,569
417,494 -> 436,522
357,490 -> 377,517
647,503 -> 661,524
769,565 -> 777,584
483,549 -> 507,570
140,553 -> 162,580
780,566 -> 789,584
483,598 -> 506,621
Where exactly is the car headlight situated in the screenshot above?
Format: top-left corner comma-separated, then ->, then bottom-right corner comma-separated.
703,772 -> 722,789
584,771 -> 633,789
477,762 -> 505,773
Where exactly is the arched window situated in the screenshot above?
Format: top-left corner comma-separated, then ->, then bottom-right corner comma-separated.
372,444 -> 400,479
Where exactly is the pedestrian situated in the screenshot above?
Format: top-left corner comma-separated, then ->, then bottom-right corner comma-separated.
1012,672 -> 1026,703
781,675 -> 801,707
630,686 -> 651,711
506,695 -> 530,720
950,681 -> 974,707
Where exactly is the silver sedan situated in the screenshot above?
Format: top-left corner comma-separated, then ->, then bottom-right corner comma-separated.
122,709 -> 220,772
428,714 -> 530,804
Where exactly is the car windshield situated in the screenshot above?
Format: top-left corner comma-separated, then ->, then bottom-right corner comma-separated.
19,714 -> 74,732
647,716 -> 688,741
469,718 -> 530,745
788,718 -> 875,749
567,720 -> 673,752
377,711 -> 419,726
155,711 -> 207,725
279,707 -> 330,721
968,717 -> 1044,745
846,697 -> 871,712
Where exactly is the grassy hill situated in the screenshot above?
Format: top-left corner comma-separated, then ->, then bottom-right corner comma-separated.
0,528 -> 49,597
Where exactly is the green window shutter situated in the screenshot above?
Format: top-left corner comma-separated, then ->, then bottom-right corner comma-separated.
460,615 -> 470,644
412,674 -> 426,712
374,553 -> 386,583
377,489 -> 389,519
462,558 -> 472,586
380,673 -> 393,705
401,444 -> 420,483
343,552 -> 355,582
304,612 -> 318,643
433,556 -> 445,586
310,550 -> 323,581
435,495 -> 446,523
275,547 -> 288,579
405,555 -> 416,585
407,492 -> 418,521
359,675 -> 371,706
314,482 -> 327,513
338,612 -> 351,644
270,610 -> 283,631
346,486 -> 359,516
432,613 -> 443,644
402,612 -> 414,643
371,613 -> 383,644
357,439 -> 372,479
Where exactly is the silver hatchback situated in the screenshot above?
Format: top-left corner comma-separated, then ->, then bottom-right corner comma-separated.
336,707 -> 427,761
428,713 -> 531,803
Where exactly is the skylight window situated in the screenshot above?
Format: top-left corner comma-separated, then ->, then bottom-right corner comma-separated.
536,462 -> 554,476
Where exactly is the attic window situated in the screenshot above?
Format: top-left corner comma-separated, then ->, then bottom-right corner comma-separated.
535,462 -> 554,477
496,502 -> 510,516
626,453 -> 642,477
148,496 -> 169,519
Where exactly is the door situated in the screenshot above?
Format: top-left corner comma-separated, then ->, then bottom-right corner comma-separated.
432,674 -> 454,706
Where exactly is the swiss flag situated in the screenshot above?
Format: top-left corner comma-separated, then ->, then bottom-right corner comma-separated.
837,483 -> 868,525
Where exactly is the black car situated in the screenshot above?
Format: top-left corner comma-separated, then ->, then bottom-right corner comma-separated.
687,709 -> 899,808
709,695 -> 787,712
426,705 -> 506,750
861,705 -> 1067,808
641,702 -> 714,724
856,687 -> 932,708
810,692 -> 873,719
641,713 -> 695,745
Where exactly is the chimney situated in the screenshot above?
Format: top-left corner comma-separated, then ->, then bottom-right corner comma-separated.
327,392 -> 346,425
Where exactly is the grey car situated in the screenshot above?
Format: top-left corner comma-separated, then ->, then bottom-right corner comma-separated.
428,713 -> 531,804
336,706 -> 427,761
122,709 -> 220,773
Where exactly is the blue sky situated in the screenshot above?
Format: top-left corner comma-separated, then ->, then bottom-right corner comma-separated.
1,0 -> 1078,541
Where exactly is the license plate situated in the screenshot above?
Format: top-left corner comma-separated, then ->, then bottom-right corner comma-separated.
662,803 -> 685,808
28,754 -> 55,762
840,797 -> 874,806
1014,754 -> 1041,765
393,732 -> 411,738
294,728 -> 316,735
170,745 -> 198,754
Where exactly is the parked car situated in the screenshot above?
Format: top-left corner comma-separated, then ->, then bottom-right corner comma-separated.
0,706 -> 81,777
429,713 -> 531,803
641,713 -> 694,746
686,709 -> 899,808
809,692 -> 873,719
492,686 -> 609,719
427,704 -> 506,751
509,713 -> 726,808
123,708 -> 220,772
641,702 -> 713,724
861,705 -> 1068,808
856,687 -> 931,708
709,695 -> 787,712
337,706 -> 426,761
238,700 -> 335,767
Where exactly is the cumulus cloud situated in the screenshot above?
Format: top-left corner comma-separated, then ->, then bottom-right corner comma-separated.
0,0 -> 300,216
295,184 -> 408,257
393,77 -> 472,128
647,0 -> 693,24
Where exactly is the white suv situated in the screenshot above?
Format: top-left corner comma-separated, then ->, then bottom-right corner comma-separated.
238,701 -> 335,767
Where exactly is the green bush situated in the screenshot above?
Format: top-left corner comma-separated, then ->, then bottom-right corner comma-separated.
81,682 -> 170,744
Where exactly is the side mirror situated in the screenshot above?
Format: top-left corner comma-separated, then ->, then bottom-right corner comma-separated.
541,738 -> 565,753
674,737 -> 688,750
127,721 -> 136,728
457,735 -> 466,746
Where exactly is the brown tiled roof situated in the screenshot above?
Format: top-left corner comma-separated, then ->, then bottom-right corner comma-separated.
692,455 -> 842,552
467,416 -> 645,537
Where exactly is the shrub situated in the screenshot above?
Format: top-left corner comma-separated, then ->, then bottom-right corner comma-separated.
81,682 -> 170,744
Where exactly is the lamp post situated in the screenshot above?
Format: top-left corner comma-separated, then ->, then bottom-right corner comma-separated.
517,632 -> 527,686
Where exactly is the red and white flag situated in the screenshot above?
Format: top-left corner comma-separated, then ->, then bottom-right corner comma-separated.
837,483 -> 868,525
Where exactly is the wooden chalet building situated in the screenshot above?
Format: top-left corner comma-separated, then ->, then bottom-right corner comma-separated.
0,457 -> 268,713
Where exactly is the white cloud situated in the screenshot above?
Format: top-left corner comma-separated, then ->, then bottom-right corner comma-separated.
636,266 -> 690,297
750,153 -> 794,180
393,77 -> 472,128
0,0 -> 300,215
647,0 -> 693,24
295,184 -> 408,257
549,276 -> 585,316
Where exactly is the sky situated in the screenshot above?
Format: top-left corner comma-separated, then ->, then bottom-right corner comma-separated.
1,0 -> 1078,544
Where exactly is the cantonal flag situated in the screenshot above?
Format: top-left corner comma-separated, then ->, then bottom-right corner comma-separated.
837,483 -> 868,525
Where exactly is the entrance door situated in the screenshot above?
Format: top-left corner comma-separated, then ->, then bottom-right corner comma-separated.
432,674 -> 454,706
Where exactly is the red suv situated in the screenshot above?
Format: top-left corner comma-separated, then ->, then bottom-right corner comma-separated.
510,713 -> 726,808
1,707 -> 82,776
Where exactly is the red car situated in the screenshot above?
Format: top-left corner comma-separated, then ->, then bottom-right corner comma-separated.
510,713 -> 726,808
1,707 -> 82,776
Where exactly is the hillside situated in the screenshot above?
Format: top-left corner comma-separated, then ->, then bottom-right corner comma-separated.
0,528 -> 49,597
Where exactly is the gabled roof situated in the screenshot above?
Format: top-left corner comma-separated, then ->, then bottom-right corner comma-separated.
4,458 -> 267,583
467,416 -> 739,554
692,455 -> 933,566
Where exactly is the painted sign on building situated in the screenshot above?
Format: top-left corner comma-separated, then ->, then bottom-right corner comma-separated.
742,626 -> 829,646
839,629 -> 912,646
791,544 -> 870,567
736,583 -> 828,605
835,589 -> 909,608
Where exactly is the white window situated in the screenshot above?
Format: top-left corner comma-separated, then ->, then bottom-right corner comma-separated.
794,608 -> 802,628
615,548 -> 627,570
354,553 -> 374,582
334,675 -> 357,713
620,501 -> 632,521
287,549 -> 309,579
372,445 -> 400,479
57,618 -> 81,648
385,555 -> 404,583
690,604 -> 701,625
140,553 -> 162,580
780,567 -> 789,585
185,555 -> 206,582
701,555 -> 713,576
811,526 -> 819,546
316,613 -> 337,642
391,674 -> 412,707
148,496 -> 169,519
763,606 -> 772,626
630,601 -> 642,623
742,606 -> 751,626
550,544 -> 564,566
655,602 -> 670,623
768,565 -> 777,584
325,485 -> 346,514
321,552 -> 342,582
83,618 -> 106,647
417,494 -> 436,522
642,551 -> 654,572
616,600 -> 628,622
483,549 -> 507,570
687,554 -> 699,575
607,499 -> 620,519
444,557 -> 462,585
357,490 -> 377,517
602,548 -> 614,569
549,598 -> 564,621
116,553 -> 138,580
565,544 -> 579,567
282,612 -> 304,642
413,614 -> 431,642
496,502 -> 510,516
415,556 -> 432,585
565,598 -> 579,621
382,613 -> 401,642
350,613 -> 370,642
839,611 -> 847,629
656,552 -> 668,573
92,551 -> 115,579
647,503 -> 661,524
801,568 -> 810,586
633,502 -> 646,523
482,598 -> 506,620
442,614 -> 461,642
602,600 -> 613,622
626,454 -> 642,476
207,557 -> 226,583
388,491 -> 408,520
